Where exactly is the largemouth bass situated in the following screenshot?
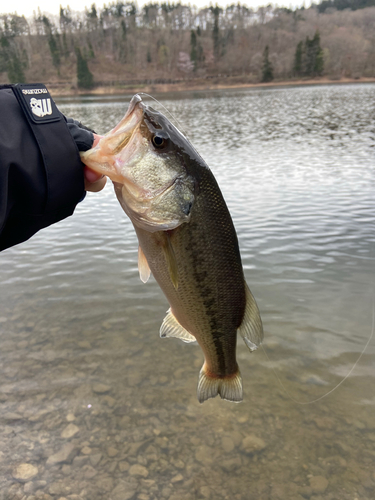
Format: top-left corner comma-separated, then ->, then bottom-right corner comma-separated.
81,95 -> 263,403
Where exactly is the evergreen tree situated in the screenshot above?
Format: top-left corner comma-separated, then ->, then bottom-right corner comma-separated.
304,36 -> 315,76
318,0 -> 375,13
76,47 -> 94,89
261,45 -> 273,82
86,3 -> 98,30
293,41 -> 303,76
119,20 -> 127,63
210,5 -> 222,61
48,33 -> 61,70
190,28 -> 204,70
89,3 -> 97,19
121,20 -> 127,40
196,41 -> 204,66
7,54 -> 26,83
190,29 -> 197,67
293,30 -> 324,78
0,35 -> 10,73
40,15 -> 61,71
312,31 -> 324,75
88,41 -> 95,59
59,6 -> 72,32
0,33 -> 26,82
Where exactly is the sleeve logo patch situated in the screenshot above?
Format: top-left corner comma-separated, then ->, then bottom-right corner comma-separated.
12,83 -> 61,124
22,88 -> 48,95
30,97 -> 52,117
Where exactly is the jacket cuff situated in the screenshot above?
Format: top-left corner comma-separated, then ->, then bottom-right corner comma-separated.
65,117 -> 95,151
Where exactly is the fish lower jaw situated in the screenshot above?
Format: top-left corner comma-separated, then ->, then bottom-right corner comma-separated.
132,214 -> 187,233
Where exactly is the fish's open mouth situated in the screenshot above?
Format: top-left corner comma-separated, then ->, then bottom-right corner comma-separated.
80,95 -> 146,182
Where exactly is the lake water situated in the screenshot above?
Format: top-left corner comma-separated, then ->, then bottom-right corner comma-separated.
1,84 -> 375,500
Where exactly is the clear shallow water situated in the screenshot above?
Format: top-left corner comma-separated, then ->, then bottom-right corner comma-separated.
1,84 -> 375,499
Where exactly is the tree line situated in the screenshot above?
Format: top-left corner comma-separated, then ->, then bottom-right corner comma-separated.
0,1 -> 375,89
316,0 -> 375,13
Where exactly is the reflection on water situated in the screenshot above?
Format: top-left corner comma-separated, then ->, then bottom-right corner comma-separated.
1,84 -> 375,499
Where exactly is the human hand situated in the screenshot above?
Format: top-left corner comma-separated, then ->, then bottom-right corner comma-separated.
65,117 -> 107,193
84,134 -> 107,192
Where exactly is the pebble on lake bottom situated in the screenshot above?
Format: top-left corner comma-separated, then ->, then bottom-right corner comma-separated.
309,476 -> 329,494
12,463 -> 38,483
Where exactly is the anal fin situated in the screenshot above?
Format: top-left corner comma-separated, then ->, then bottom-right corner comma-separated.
238,283 -> 264,351
138,245 -> 151,283
160,309 -> 196,343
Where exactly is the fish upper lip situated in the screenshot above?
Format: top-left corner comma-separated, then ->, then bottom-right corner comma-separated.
125,94 -> 143,118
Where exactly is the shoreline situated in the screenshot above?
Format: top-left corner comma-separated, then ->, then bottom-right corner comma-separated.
49,76 -> 375,97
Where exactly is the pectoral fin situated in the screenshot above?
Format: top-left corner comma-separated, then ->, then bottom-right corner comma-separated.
138,246 -> 151,283
238,283 -> 264,351
160,309 -> 196,343
161,232 -> 178,290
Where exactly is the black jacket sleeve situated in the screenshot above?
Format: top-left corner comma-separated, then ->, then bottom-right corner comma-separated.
65,117 -> 95,151
0,87 -> 91,251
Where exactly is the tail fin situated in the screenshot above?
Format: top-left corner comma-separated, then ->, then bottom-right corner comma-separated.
197,365 -> 243,404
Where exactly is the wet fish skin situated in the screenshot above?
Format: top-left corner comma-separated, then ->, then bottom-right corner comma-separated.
81,95 -> 263,403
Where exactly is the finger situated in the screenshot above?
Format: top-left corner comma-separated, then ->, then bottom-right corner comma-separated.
84,166 -> 102,184
85,175 -> 107,193
92,133 -> 102,148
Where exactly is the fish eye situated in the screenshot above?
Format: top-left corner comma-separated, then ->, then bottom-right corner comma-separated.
152,134 -> 167,149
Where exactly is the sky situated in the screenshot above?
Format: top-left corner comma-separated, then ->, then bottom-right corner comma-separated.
4,0 -> 309,19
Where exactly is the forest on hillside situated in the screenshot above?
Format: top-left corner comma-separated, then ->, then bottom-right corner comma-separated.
0,1 -> 375,90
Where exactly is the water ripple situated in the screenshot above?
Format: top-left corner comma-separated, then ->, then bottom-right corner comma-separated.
2,84 -> 375,372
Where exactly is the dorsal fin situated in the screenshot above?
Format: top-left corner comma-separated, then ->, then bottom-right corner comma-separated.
138,245 -> 151,283
238,283 -> 264,351
160,309 -> 196,343
161,232 -> 178,290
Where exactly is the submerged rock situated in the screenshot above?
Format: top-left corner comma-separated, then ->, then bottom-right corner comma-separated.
92,383 -> 111,394
107,447 -> 119,457
171,473 -> 184,483
61,424 -> 80,439
221,436 -> 235,453
89,453 -> 102,467
46,443 -> 76,467
129,464 -> 148,478
12,463 -> 38,482
309,476 -> 329,494
111,480 -> 137,500
242,435 -> 267,453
